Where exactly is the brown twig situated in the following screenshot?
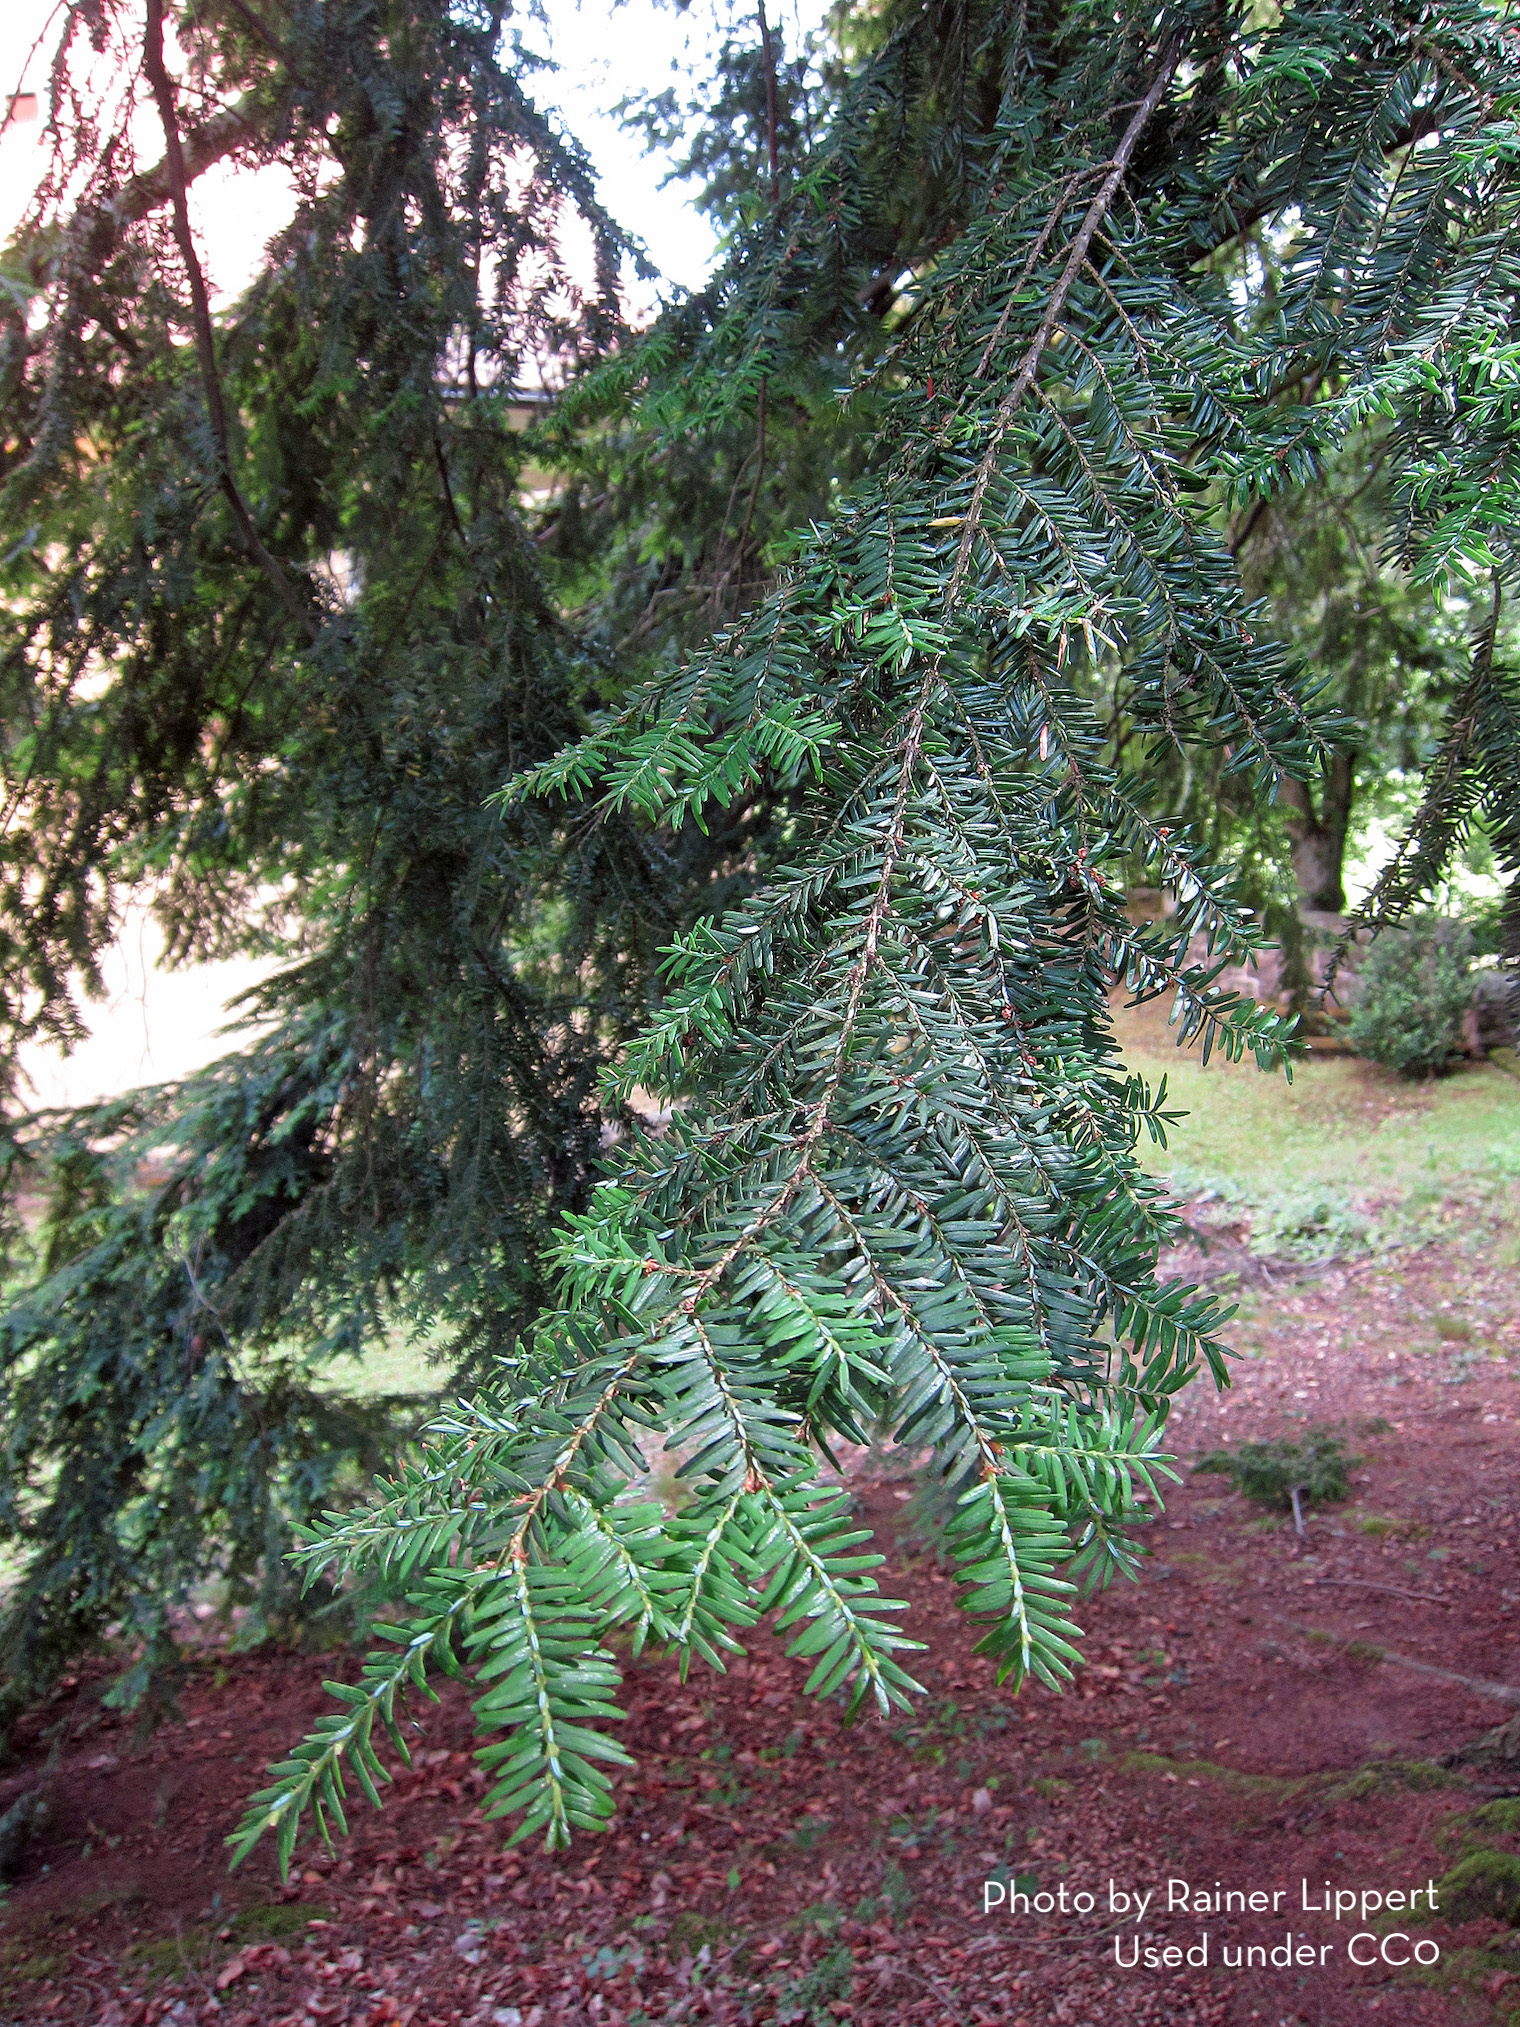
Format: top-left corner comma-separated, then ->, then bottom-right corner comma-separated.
757,0 -> 780,203
142,0 -> 319,643
729,0 -> 783,613
971,166 -> 1111,381
947,35 -> 1184,606
873,1958 -> 966,2020
1311,1576 -> 1452,1608
1278,1620 -> 1519,1704
732,376 -> 768,612
1228,495 -> 1271,558
221,0 -> 305,79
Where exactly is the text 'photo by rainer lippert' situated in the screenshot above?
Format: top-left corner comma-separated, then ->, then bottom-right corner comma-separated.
983,1870 -> 1453,1975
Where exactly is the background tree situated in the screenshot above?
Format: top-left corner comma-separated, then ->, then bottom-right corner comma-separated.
0,0 -> 696,1727
1235,435 -> 1472,918
1093,304 -> 1497,943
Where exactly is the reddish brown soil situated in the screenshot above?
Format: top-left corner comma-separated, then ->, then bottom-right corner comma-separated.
2,1216 -> 1518,2027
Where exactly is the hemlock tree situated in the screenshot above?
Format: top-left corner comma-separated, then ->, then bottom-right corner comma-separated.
225,0 -> 1519,1868
0,0 -> 705,1728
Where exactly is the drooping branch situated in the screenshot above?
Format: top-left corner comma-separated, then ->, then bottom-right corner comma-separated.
141,0 -> 319,643
108,92 -> 258,230
948,35 -> 1184,603
1320,577 -> 1504,999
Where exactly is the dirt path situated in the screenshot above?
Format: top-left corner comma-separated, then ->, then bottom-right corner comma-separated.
3,1215 -> 1518,2027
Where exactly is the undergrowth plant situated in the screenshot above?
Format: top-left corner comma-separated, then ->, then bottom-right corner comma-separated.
1349,918 -> 1476,1077
1195,1433 -> 1355,1532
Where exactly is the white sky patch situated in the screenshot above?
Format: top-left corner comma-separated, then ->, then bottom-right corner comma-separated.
16,906 -> 277,1112
1,0 -> 65,240
2,0 -> 833,294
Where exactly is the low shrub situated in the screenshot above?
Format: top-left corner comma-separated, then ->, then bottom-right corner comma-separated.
1348,917 -> 1473,1077
1194,1432 -> 1356,1521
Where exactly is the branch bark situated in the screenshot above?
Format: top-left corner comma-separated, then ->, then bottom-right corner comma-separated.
756,0 -> 780,203
730,0 -> 782,612
947,37 -> 1183,606
109,93 -> 258,231
141,0 -> 319,643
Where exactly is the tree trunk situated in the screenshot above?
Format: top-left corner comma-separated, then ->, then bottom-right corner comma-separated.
1281,750 -> 1356,913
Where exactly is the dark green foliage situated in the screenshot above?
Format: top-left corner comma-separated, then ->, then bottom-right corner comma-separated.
1348,918 -> 1475,1077
230,0 -> 1520,1866
0,0 -> 692,1724
0,1036 -> 424,1730
1194,1434 -> 1355,1512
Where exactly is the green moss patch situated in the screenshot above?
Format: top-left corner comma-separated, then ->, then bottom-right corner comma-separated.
1404,1941 -> 1520,2011
1433,1850 -> 1520,1927
229,1902 -> 317,1942
0,1950 -> 64,1990
1115,1751 -> 1299,1798
1320,1759 -> 1462,1805
1468,1800 -> 1520,1841
127,1901 -> 330,1983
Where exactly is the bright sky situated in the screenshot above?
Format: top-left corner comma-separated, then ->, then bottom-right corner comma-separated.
1,0 -> 832,289
1,0 -> 829,1110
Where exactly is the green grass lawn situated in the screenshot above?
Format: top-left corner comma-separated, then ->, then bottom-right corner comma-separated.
1113,999 -> 1520,1255
318,1326 -> 457,1402
332,1007 -> 1520,1397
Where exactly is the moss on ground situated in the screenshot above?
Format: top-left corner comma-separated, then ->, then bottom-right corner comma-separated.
229,1902 -> 315,1941
0,1947 -> 64,1991
1434,1850 -> 1520,1926
1114,1751 -> 1298,1797
127,1900 -> 330,1982
1319,1759 -> 1461,1804
1113,1749 -> 1464,1818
